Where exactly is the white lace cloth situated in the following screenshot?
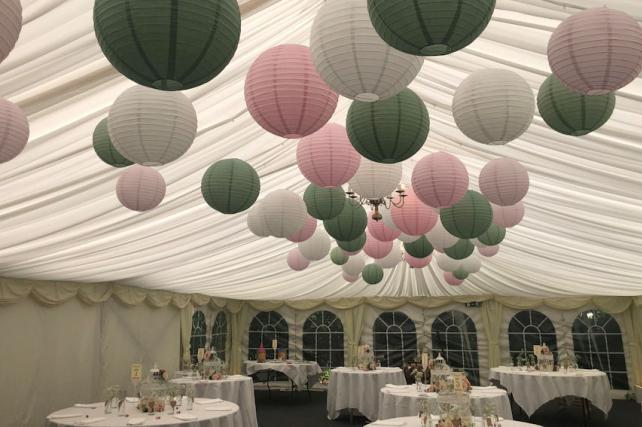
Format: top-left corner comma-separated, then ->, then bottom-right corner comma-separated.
378,385 -> 513,420
326,367 -> 406,421
489,367 -> 612,417
170,375 -> 257,427
365,416 -> 541,427
244,360 -> 322,388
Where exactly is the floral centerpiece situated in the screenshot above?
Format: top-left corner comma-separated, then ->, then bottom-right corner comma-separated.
200,349 -> 226,380
138,364 -> 169,413
319,368 -> 331,385
357,344 -> 377,370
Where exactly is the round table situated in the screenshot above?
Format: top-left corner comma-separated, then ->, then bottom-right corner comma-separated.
46,400 -> 241,427
378,385 -> 513,420
326,367 -> 406,421
489,367 -> 612,417
365,415 -> 541,427
244,360 -> 322,388
170,375 -> 257,427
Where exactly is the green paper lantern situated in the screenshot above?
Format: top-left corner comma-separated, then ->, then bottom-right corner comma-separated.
537,74 -> 616,136
201,159 -> 260,214
94,0 -> 240,90
368,0 -> 496,56
453,268 -> 469,280
92,118 -> 133,168
403,235 -> 434,258
331,247 -> 349,266
323,199 -> 368,241
477,223 -> 506,246
303,184 -> 346,220
444,239 -> 474,260
346,88 -> 429,163
440,190 -> 493,239
362,263 -> 384,285
337,233 -> 367,253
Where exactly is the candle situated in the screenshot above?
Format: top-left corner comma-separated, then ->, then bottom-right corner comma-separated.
421,352 -> 429,370
271,339 -> 277,350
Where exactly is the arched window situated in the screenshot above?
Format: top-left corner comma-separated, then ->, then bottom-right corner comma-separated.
190,310 -> 207,364
431,311 -> 480,385
248,311 -> 289,360
373,311 -> 417,367
508,310 -> 558,363
303,311 -> 344,368
211,312 -> 228,362
573,310 -> 629,390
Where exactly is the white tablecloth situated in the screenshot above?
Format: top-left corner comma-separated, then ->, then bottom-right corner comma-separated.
365,416 -> 541,427
170,375 -> 257,427
326,367 -> 406,421
46,400 -> 241,427
489,367 -> 612,417
378,385 -> 513,420
244,360 -> 322,388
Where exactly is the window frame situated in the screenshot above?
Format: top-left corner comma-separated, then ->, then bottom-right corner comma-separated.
431,310 -> 480,385
508,310 -> 558,363
247,311 -> 289,360
373,311 -> 417,367
211,311 -> 228,362
302,310 -> 344,368
189,309 -> 207,364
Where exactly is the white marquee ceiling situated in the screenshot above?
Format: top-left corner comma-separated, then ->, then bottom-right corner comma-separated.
0,0 -> 640,300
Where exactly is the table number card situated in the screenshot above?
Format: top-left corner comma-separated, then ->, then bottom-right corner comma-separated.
130,363 -> 142,382
197,347 -> 205,362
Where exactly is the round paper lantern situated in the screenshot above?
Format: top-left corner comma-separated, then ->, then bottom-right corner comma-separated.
547,7 -> 642,95
444,239 -> 474,260
440,190 -> 493,239
348,158 -> 402,200
201,159 -> 260,214
363,230 -> 393,259
0,98 -> 29,163
460,255 -> 482,274
391,189 -> 438,235
92,118 -> 132,167
299,229 -> 330,261
94,0 -> 240,90
453,268 -> 469,280
116,165 -> 166,212
261,190 -> 307,238
287,248 -> 310,271
367,215 -> 401,242
376,244 -> 402,269
405,254 -> 431,269
337,233 -> 367,253
343,272 -> 359,282
247,203 -> 270,237
537,75 -> 615,136
303,184 -> 346,220
453,69 -> 534,145
0,0 -> 22,64
436,253 -> 461,272
108,86 -> 197,166
342,253 -> 366,276
398,233 -> 422,243
411,152 -> 469,208
367,0 -> 495,56
310,0 -> 423,102
492,202 -> 524,228
323,199 -> 368,241
245,45 -> 338,138
331,247 -> 349,265
287,216 -> 317,243
297,124 -> 361,188
362,263 -> 384,285
403,236 -> 433,259
444,271 -> 464,286
346,89 -> 429,163
425,217 -> 459,252
479,158 -> 529,206
478,245 -> 500,257
477,223 -> 506,246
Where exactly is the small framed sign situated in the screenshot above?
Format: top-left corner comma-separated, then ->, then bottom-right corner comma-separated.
533,345 -> 542,357
130,363 -> 143,382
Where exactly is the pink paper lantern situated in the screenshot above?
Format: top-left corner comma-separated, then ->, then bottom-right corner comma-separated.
287,248 -> 310,271
0,98 -> 29,163
492,202 -> 525,228
411,152 -> 469,208
444,271 -> 464,286
367,215 -> 401,242
405,254 -> 432,269
391,188 -> 438,235
342,272 -> 359,282
478,245 -> 500,257
479,158 -> 529,206
116,165 -> 166,212
245,44 -> 338,138
548,7 -> 642,95
363,230 -> 393,259
286,215 -> 317,242
297,123 -> 361,187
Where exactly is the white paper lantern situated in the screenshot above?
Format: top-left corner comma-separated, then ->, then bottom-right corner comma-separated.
398,233 -> 422,243
299,229 -> 331,261
342,253 -> 366,276
108,85 -> 197,166
425,217 -> 459,252
310,0 -> 422,102
460,255 -> 482,274
453,69 -> 534,145
436,253 -> 461,272
247,203 -> 270,237
376,244 -> 402,269
348,158 -> 402,200
116,165 -> 166,212
492,201 -> 525,228
0,0 -> 22,64
479,158 -> 529,206
0,98 -> 29,163
261,189 -> 307,238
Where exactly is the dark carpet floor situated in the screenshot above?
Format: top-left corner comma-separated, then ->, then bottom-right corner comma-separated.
254,390 -> 642,427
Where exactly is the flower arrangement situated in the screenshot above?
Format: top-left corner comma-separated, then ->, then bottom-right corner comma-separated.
319,368 -> 331,385
357,344 -> 377,370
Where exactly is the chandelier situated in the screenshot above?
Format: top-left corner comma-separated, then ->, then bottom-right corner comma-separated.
345,185 -> 407,221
